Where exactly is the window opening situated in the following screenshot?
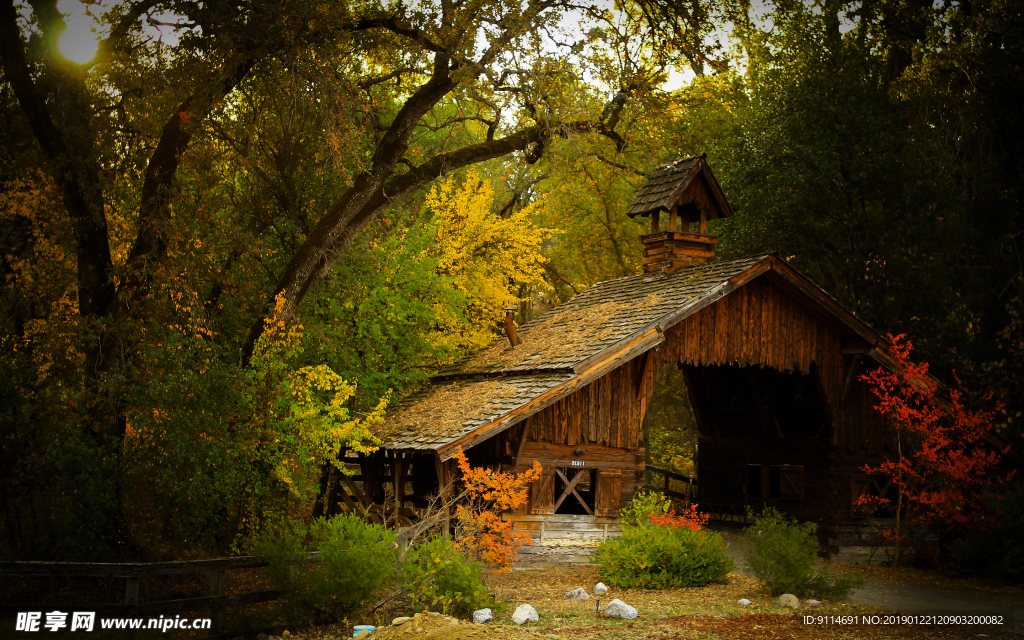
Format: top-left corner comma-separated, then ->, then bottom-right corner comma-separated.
553,468 -> 595,515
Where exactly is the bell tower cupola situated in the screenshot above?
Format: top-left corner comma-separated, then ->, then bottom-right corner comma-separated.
625,153 -> 734,274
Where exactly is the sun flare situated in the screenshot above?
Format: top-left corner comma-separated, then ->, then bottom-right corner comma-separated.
59,27 -> 99,64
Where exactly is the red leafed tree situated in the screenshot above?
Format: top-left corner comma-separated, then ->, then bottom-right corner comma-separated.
856,334 -> 1010,567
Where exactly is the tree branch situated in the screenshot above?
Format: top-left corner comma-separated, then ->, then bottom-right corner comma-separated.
90,0 -> 162,68
116,55 -> 260,315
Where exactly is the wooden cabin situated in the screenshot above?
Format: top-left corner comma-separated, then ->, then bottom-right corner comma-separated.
325,154 -> 1019,561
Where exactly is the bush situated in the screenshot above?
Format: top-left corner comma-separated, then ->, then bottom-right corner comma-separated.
253,514 -> 396,622
945,480 -> 1024,583
401,536 -> 493,617
596,523 -> 734,589
619,490 -> 672,527
742,507 -> 862,599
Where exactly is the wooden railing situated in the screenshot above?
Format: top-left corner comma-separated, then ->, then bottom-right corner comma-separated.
644,465 -> 697,503
0,553 -> 318,637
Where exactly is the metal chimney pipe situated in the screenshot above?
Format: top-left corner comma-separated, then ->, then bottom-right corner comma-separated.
503,306 -> 521,347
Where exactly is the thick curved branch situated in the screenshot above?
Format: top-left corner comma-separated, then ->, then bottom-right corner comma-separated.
1,0 -> 115,324
116,56 -> 259,315
241,78 -> 633,362
90,0 -> 161,69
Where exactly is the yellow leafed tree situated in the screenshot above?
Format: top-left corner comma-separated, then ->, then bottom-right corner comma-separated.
426,170 -> 558,356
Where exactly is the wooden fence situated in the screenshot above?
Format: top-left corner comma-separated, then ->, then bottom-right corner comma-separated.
643,465 -> 697,503
0,553 -> 318,637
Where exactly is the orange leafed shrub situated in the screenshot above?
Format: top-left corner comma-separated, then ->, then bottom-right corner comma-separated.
452,447 -> 541,571
648,503 -> 709,531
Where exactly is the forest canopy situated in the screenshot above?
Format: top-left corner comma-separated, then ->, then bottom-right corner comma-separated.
1,0 -> 1021,561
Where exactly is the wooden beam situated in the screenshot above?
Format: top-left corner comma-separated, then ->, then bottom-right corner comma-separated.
342,476 -> 368,508
668,205 -> 678,232
552,469 -> 593,515
395,453 -> 409,515
336,475 -> 360,513
679,364 -> 717,438
573,324 -> 662,374
841,341 -> 873,355
208,569 -> 225,636
766,256 -> 880,345
651,211 -> 660,233
840,354 -> 862,410
635,348 -> 656,402
514,423 -> 531,467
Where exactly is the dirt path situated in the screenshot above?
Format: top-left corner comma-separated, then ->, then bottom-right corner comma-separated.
716,528 -> 1024,635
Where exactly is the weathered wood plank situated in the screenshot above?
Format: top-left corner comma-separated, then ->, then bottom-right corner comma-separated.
503,513 -> 622,524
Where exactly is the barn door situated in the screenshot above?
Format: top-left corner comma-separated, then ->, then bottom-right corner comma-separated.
530,468 -> 556,515
594,469 -> 622,516
850,474 -> 872,518
779,465 -> 804,502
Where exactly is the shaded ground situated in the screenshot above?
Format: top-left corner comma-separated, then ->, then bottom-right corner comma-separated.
6,530 -> 1020,640
715,527 -> 1023,632
289,561 -> 1020,640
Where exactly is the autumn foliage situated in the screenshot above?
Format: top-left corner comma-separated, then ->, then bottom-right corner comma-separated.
648,503 -> 709,531
452,447 -> 541,571
856,334 -> 1012,565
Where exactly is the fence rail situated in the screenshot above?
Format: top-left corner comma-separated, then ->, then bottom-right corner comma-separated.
643,465 -> 697,503
0,553 -> 318,637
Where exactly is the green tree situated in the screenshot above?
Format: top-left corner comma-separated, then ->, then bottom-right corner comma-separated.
0,0 -> 707,559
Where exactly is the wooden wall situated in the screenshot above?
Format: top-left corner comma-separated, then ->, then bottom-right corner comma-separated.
512,354 -> 661,515
660,274 -> 852,449
523,353 -> 659,450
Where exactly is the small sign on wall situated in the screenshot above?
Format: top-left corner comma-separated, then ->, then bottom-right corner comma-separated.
571,460 -> 585,467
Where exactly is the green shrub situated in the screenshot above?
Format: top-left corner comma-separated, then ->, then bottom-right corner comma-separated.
802,564 -> 865,600
742,507 -> 861,599
253,514 -> 396,622
400,536 -> 493,617
596,523 -> 734,589
946,480 -> 1024,583
619,490 -> 672,527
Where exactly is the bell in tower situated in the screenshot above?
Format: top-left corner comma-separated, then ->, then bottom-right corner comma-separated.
625,153 -> 734,274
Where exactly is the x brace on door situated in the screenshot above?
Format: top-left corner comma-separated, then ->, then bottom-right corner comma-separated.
553,469 -> 593,515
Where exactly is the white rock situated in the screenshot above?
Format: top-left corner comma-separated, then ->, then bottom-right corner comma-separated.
472,609 -> 492,624
391,617 -> 411,626
737,598 -> 752,606
604,599 -> 638,620
565,587 -> 590,600
594,582 -> 609,594
511,604 -> 539,625
804,599 -> 821,607
776,594 -> 800,609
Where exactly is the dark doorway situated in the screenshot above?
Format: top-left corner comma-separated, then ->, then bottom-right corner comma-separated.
685,363 -> 831,439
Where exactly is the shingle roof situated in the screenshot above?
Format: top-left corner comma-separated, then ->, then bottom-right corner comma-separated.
377,372 -> 573,450
373,253 -> 770,452
625,154 -> 705,218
